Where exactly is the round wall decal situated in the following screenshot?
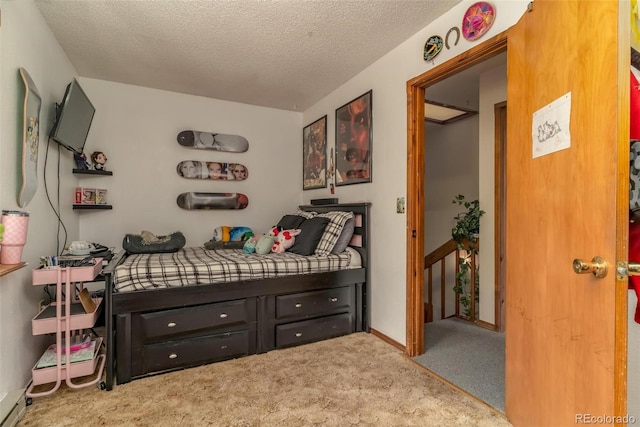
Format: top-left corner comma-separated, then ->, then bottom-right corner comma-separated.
423,35 -> 443,61
462,1 -> 496,41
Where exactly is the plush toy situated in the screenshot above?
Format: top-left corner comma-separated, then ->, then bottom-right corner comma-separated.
243,235 -> 260,253
255,235 -> 276,254
212,226 -> 253,242
244,226 -> 281,254
271,229 -> 301,253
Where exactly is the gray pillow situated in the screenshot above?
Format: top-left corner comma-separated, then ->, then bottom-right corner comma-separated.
313,211 -> 354,255
288,217 -> 330,256
331,217 -> 355,254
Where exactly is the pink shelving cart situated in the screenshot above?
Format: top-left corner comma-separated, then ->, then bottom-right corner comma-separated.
26,258 -> 106,403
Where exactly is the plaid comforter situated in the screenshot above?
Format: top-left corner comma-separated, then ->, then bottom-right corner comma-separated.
113,247 -> 354,292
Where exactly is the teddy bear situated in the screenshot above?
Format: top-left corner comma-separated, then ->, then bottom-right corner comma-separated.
271,229 -> 301,253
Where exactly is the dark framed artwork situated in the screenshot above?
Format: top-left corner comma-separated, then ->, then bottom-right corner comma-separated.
302,115 -> 327,190
335,90 -> 372,186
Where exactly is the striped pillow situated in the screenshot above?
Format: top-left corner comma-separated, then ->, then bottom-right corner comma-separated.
314,211 -> 354,255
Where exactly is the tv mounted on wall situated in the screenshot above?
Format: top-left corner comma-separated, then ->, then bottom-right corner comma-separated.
49,78 -> 95,155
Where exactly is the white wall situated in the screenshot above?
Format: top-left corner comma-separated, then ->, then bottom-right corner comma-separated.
0,0 -> 302,402
302,0 -> 529,343
477,65 -> 507,324
77,78 -> 301,249
0,0 -> 80,400
424,113 -> 479,321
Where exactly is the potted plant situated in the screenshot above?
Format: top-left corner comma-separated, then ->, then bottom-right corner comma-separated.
451,195 -> 484,318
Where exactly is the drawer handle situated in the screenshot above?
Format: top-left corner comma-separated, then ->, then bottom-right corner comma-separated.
167,322 -> 177,328
168,353 -> 178,359
220,345 -> 228,349
219,313 -> 228,318
295,332 -> 303,337
330,297 -> 338,302
295,303 -> 302,308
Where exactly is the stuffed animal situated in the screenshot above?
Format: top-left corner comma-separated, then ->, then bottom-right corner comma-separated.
213,226 -> 253,242
271,229 -> 301,253
243,235 -> 260,253
255,235 -> 276,254
244,226 -> 281,254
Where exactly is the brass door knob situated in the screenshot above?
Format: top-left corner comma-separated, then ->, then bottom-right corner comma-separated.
572,256 -> 607,278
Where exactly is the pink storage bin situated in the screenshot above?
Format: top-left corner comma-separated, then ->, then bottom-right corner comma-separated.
32,298 -> 103,335
32,258 -> 103,285
31,338 -> 103,386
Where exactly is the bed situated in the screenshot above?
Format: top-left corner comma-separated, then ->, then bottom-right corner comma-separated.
102,203 -> 370,390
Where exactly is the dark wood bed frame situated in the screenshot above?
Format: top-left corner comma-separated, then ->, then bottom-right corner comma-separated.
102,203 -> 370,390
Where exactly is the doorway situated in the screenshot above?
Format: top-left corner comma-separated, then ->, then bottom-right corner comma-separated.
412,47 -> 508,409
405,32 -> 508,357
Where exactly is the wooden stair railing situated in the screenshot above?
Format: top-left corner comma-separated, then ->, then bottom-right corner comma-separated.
423,237 -> 479,323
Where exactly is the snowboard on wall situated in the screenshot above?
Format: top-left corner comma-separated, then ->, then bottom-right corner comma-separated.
177,130 -> 249,152
177,192 -> 249,210
176,161 -> 248,180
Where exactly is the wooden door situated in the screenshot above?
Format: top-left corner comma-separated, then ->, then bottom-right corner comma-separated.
505,1 -> 628,425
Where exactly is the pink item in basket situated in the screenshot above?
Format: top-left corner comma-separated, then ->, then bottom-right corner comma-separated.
0,210 -> 29,264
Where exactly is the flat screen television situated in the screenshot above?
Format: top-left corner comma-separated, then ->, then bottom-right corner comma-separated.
49,79 -> 95,154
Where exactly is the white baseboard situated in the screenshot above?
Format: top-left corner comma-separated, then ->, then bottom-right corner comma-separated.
0,389 -> 26,427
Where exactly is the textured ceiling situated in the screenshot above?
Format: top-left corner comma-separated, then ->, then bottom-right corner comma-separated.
34,0 -> 460,111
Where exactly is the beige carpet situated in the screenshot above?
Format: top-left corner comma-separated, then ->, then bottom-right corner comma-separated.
18,333 -> 510,426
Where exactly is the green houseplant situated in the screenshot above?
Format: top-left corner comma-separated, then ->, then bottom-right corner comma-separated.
451,195 -> 484,317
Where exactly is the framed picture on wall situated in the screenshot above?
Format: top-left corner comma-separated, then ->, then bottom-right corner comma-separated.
335,90 -> 372,186
302,115 -> 327,190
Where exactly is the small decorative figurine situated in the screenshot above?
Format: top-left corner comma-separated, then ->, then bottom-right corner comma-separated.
73,152 -> 91,170
91,151 -> 107,171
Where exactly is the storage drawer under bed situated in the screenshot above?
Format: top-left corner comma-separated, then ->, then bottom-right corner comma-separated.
275,286 -> 353,320
143,330 -> 251,374
141,298 -> 253,341
275,313 -> 353,348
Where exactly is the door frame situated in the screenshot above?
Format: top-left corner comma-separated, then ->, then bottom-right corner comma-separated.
406,12 -> 628,417
405,30 -> 508,356
494,101 -> 506,332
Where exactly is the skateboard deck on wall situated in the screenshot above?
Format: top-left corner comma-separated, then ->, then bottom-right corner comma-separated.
177,130 -> 249,153
18,68 -> 42,208
177,192 -> 249,210
176,161 -> 248,180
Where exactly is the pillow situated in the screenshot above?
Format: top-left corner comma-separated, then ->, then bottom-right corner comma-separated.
314,211 -> 354,255
288,217 -> 330,256
331,216 -> 355,254
276,214 -> 306,230
123,231 -> 186,254
295,210 -> 317,219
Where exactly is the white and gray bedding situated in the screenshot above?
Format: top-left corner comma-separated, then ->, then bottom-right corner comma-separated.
112,246 -> 361,293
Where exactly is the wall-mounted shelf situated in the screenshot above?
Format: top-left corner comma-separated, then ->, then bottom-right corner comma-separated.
73,169 -> 112,176
73,205 -> 112,210
0,262 -> 27,277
